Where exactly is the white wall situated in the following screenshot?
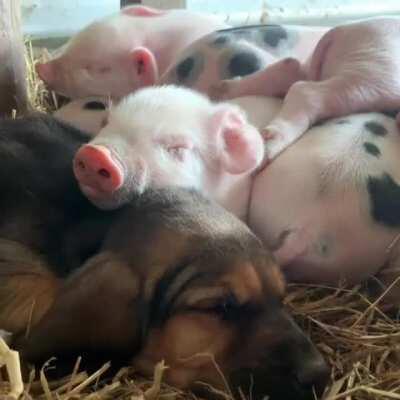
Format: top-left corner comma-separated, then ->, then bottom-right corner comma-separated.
22,0 -> 400,40
190,0 -> 400,26
145,0 -> 400,25
21,0 -> 119,38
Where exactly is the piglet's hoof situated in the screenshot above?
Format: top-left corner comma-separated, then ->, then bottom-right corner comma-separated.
282,57 -> 302,71
261,126 -> 288,161
261,127 -> 278,141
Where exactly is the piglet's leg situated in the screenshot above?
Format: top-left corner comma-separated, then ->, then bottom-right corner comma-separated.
263,77 -> 348,161
209,58 -> 303,100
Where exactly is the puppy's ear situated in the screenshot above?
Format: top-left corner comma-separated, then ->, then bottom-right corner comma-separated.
0,239 -> 59,334
15,252 -> 145,363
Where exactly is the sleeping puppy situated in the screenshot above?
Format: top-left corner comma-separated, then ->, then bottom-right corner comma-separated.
0,114 -> 328,399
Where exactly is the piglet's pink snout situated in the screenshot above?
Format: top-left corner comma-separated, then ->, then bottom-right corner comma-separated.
36,62 -> 54,85
73,144 -> 124,197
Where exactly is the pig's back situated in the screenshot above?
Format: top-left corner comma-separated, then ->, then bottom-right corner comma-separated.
316,17 -> 400,80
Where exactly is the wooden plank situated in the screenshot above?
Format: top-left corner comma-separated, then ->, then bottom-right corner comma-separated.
0,0 -> 28,116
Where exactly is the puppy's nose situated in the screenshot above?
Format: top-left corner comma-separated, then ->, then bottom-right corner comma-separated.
277,312 -> 330,395
295,354 -> 330,394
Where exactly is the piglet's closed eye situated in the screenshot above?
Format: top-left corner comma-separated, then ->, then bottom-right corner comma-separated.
159,136 -> 194,162
209,104 -> 264,174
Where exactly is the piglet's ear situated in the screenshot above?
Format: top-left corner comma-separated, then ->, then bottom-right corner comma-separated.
131,47 -> 158,87
209,104 -> 265,174
36,61 -> 56,85
122,6 -> 168,17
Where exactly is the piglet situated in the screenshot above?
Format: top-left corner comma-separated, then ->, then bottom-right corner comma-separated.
36,5 -> 227,99
73,85 -> 400,290
160,24 -> 327,98
212,17 -> 400,160
54,97 -> 110,136
72,85 -> 268,212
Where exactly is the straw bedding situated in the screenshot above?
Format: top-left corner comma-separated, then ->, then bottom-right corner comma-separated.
0,42 -> 399,400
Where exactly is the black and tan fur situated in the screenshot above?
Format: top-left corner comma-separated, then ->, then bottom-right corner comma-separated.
0,114 -> 328,400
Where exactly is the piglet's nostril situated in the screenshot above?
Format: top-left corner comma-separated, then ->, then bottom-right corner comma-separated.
98,168 -> 111,178
73,144 -> 125,193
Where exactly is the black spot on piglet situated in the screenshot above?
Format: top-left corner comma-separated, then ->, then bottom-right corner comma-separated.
263,25 -> 288,47
363,142 -> 381,158
176,57 -> 195,81
381,110 -> 399,119
365,121 -> 388,136
84,101 -> 107,111
367,173 -> 400,227
168,53 -> 204,87
211,35 -> 230,47
335,119 -> 350,125
228,51 -> 261,78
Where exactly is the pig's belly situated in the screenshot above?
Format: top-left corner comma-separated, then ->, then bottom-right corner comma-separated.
248,126 -> 398,285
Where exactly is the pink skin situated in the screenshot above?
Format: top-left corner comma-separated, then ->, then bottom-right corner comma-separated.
36,46 -> 159,98
72,86 -> 400,286
36,62 -> 54,85
250,112 -> 400,285
72,86 -> 264,214
36,5 -> 227,99
73,145 -> 124,201
121,5 -> 167,17
209,58 -> 306,101
160,25 -> 328,98
53,96 -> 110,136
213,17 -> 400,161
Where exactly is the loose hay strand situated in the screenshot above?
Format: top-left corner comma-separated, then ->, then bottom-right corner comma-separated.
351,275 -> 400,328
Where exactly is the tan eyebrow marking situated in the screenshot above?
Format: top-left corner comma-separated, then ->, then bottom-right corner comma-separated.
221,262 -> 263,303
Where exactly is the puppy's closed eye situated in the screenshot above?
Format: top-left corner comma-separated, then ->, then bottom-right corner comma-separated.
190,293 -> 247,321
206,294 -> 241,320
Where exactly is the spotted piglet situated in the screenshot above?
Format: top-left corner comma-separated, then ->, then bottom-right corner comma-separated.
159,24 -> 327,97
72,85 -> 400,290
251,113 -> 400,286
54,97 -> 109,136
212,17 -> 400,160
